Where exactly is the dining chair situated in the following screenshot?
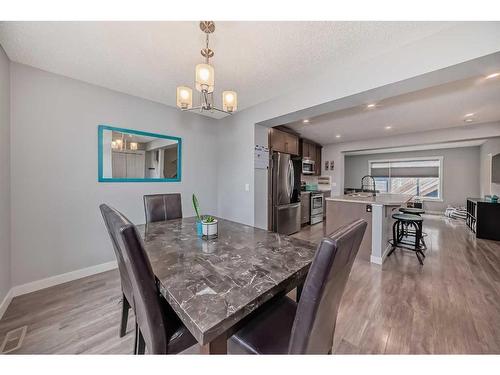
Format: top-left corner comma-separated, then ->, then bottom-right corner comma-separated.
99,204 -> 135,339
143,193 -> 182,224
100,204 -> 197,354
229,219 -> 367,354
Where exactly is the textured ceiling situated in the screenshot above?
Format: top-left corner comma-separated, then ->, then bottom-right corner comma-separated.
0,21 -> 456,118
286,73 -> 500,145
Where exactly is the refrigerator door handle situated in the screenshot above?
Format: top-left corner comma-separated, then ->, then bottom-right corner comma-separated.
289,159 -> 294,200
286,159 -> 291,199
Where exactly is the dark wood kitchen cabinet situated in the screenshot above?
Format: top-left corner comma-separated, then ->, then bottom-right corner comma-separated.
315,145 -> 322,175
269,128 -> 299,155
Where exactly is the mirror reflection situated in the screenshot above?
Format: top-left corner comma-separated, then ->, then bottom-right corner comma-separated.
98,126 -> 181,182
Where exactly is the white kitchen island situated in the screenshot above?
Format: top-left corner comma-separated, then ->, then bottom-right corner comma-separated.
325,194 -> 413,264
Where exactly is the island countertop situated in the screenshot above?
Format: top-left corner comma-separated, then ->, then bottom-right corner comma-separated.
326,193 -> 413,206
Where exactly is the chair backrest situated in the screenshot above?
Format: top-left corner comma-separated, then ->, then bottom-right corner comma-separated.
288,219 -> 367,354
120,224 -> 168,354
99,204 -> 134,308
143,193 -> 182,224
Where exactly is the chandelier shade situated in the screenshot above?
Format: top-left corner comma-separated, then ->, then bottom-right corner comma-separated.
176,86 -> 193,109
195,63 -> 215,93
222,91 -> 237,113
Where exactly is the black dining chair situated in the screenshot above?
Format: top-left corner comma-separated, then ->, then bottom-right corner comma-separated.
143,193 -> 182,224
100,204 -> 197,354
229,219 -> 367,354
99,204 -> 135,340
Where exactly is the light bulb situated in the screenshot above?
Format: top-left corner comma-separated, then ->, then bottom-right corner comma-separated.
176,86 -> 193,109
199,68 -> 210,81
195,64 -> 215,93
222,91 -> 237,113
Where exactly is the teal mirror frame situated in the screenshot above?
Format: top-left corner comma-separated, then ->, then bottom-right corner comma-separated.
98,125 -> 182,182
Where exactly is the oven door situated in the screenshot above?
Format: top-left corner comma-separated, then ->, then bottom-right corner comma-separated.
311,194 -> 324,215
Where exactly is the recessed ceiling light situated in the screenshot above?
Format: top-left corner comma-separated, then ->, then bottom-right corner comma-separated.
302,119 -> 310,124
486,72 -> 500,80
464,113 -> 475,117
464,118 -> 474,123
367,103 -> 376,109
384,125 -> 392,130
335,134 -> 341,138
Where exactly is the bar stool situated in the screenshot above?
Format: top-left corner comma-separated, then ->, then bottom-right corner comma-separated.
399,207 -> 425,215
398,207 -> 427,248
388,213 -> 426,265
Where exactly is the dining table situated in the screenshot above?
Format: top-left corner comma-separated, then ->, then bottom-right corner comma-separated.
137,216 -> 318,354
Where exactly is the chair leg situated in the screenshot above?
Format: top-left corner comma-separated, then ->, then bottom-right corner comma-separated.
137,329 -> 146,355
134,322 -> 138,354
120,294 -> 130,338
296,282 -> 303,303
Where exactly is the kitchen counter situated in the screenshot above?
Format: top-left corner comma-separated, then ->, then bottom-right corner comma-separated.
327,193 -> 413,205
325,193 -> 413,265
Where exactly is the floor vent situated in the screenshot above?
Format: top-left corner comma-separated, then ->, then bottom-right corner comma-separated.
0,325 -> 27,354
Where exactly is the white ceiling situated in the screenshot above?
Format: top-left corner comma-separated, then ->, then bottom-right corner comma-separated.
286,73 -> 500,145
0,21 -> 457,118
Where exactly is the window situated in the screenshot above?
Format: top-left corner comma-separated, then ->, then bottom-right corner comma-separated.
369,157 -> 442,200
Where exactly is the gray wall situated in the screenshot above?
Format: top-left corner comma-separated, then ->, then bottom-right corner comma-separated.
344,146 -> 481,212
480,137 -> 500,196
0,45 -> 11,304
10,63 -> 220,286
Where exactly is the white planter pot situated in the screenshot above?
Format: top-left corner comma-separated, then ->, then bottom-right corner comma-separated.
202,220 -> 218,239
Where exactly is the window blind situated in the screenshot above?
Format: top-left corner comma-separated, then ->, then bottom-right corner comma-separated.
371,160 -> 439,178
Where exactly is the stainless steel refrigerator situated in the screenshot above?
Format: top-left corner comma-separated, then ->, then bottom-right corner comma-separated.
271,152 -> 301,235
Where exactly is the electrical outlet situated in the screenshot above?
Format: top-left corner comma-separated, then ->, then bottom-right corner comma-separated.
366,204 -> 372,213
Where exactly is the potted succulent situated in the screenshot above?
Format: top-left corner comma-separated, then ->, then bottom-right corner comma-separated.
192,194 -> 218,239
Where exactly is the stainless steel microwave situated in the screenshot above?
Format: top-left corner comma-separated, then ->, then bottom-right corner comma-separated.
302,159 -> 315,174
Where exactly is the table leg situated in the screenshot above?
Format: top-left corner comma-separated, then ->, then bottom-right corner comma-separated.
200,334 -> 227,354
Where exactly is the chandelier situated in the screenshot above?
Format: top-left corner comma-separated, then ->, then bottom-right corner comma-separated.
176,21 -> 237,115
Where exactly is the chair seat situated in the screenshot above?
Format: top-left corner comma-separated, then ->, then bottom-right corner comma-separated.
399,207 -> 425,215
230,296 -> 297,354
392,213 -> 423,222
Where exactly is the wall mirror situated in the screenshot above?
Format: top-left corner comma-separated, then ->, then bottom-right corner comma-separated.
98,125 -> 182,182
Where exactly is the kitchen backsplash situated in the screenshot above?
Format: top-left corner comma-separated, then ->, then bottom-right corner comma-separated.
301,175 -> 318,184
302,175 -> 331,191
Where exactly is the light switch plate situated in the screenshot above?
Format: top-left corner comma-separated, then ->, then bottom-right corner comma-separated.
245,183 -> 250,192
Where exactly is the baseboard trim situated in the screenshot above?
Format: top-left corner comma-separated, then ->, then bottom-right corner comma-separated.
0,289 -> 14,320
370,244 -> 392,265
11,260 -> 118,298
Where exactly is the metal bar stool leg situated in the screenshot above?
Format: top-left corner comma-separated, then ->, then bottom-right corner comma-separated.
388,220 -> 399,257
412,222 -> 424,265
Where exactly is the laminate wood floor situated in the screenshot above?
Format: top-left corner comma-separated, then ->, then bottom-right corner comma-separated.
1,215 -> 499,354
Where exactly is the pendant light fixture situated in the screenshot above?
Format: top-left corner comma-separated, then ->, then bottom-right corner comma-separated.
176,21 -> 237,114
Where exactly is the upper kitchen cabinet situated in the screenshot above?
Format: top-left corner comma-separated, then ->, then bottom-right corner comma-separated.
315,144 -> 322,175
269,127 -> 299,155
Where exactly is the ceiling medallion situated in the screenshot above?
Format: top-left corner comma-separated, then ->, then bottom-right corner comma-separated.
176,21 -> 237,115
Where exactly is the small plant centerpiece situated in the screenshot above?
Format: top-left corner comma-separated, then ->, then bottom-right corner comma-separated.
192,194 -> 218,239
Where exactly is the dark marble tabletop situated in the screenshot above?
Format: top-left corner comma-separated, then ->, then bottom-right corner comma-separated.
137,217 -> 317,345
